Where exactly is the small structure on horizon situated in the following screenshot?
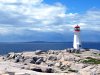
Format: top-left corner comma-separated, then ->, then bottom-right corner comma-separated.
73,25 -> 82,49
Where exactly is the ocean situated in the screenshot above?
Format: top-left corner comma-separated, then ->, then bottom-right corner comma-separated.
0,42 -> 100,55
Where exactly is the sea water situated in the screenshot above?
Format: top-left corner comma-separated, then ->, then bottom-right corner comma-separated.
0,42 -> 100,55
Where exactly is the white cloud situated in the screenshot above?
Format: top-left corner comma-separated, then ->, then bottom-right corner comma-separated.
0,0 -> 43,4
0,0 -> 100,36
0,0 -> 16,3
0,0 -> 68,34
77,10 -> 100,31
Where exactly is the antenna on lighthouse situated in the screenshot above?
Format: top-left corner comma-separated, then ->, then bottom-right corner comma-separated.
73,25 -> 82,50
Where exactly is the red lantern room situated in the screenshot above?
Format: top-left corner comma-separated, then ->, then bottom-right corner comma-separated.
74,25 -> 80,32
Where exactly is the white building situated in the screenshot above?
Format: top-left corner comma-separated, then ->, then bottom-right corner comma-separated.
73,25 -> 82,49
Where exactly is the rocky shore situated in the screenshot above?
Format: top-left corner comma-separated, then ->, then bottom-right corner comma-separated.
0,48 -> 100,75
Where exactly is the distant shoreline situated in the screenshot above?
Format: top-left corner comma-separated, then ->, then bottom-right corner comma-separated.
0,41 -> 100,43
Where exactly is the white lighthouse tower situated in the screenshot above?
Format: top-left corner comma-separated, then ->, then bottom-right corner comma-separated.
73,25 -> 81,49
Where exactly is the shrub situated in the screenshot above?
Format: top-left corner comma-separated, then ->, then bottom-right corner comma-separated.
82,57 -> 100,64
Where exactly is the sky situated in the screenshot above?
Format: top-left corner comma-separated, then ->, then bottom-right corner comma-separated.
0,0 -> 100,42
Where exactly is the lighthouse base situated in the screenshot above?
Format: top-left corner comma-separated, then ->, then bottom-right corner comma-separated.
67,48 -> 80,53
73,44 -> 81,50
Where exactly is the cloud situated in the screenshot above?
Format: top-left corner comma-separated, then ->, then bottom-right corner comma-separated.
77,9 -> 100,31
0,0 -> 80,34
0,0 -> 71,35
0,0 -> 100,42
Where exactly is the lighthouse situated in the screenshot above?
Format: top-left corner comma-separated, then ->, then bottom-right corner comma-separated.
73,25 -> 81,49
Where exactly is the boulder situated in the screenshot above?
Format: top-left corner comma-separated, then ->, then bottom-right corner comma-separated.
96,69 -> 100,75
79,71 -> 93,75
14,55 -> 24,63
45,67 -> 54,73
8,52 -> 16,59
3,52 -> 15,60
5,72 -> 15,75
48,55 -> 57,61
64,55 -> 75,61
96,65 -> 100,75
47,62 -> 55,67
24,58 -> 35,64
31,66 -> 54,73
47,50 -> 55,54
14,57 -> 20,63
32,57 -> 38,62
35,50 -> 43,55
60,65 -> 68,71
70,63 -> 87,71
35,57 -> 43,64
57,53 -> 62,60
15,73 -> 30,75
31,67 -> 42,72
66,48 -> 75,53
55,62 -> 62,67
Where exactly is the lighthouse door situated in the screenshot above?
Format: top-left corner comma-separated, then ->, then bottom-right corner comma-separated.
76,44 -> 81,49
79,45 -> 81,48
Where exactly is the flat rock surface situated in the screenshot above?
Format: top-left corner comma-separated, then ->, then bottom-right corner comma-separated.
0,48 -> 100,75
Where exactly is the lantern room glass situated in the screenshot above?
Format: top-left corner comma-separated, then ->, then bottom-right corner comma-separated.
74,28 -> 80,31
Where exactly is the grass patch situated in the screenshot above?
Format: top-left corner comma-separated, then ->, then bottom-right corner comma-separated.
82,57 -> 100,64
93,53 -> 100,56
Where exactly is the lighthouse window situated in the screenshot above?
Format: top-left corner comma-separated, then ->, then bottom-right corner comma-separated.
75,28 -> 80,31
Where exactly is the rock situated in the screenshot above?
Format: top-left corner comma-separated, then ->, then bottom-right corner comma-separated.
35,50 -> 43,54
70,63 -> 88,71
35,57 -> 43,64
8,52 -> 16,59
47,62 -> 55,67
78,65 -> 97,75
15,73 -> 30,75
64,55 -> 75,61
5,72 -> 15,75
66,48 -> 75,53
75,49 -> 80,53
96,69 -> 100,75
66,48 -> 81,53
31,66 -> 54,73
32,57 -> 38,62
47,50 -> 55,54
60,65 -> 68,71
56,53 -> 62,60
55,62 -> 62,67
14,57 -> 20,63
80,49 -> 86,52
45,67 -> 54,73
24,58 -> 35,64
42,57 -> 47,62
79,71 -> 93,75
48,55 -> 57,61
41,67 -> 54,73
3,53 -> 15,60
14,54 -> 24,63
1,49 -> 100,74
91,49 -> 100,54
31,67 -> 42,72
24,56 -> 44,64
96,65 -> 100,75
84,48 -> 90,51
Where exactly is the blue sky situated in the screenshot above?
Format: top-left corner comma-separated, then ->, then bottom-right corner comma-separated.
0,0 -> 100,42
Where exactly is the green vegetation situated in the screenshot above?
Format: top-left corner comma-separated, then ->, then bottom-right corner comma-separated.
93,53 -> 100,56
82,57 -> 100,64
